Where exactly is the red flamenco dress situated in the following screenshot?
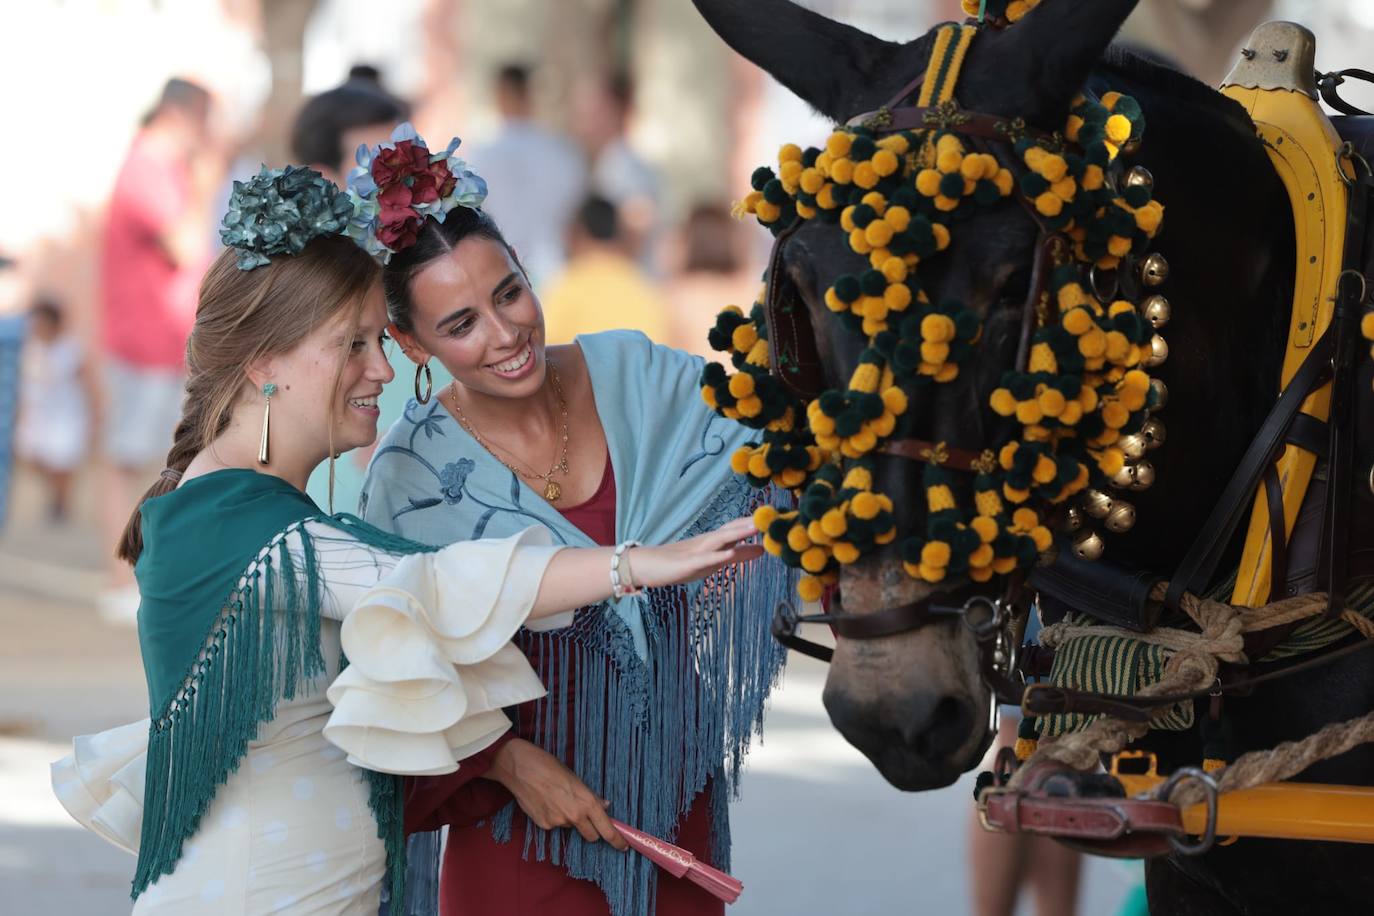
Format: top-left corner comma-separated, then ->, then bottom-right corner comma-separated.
405,455 -> 724,916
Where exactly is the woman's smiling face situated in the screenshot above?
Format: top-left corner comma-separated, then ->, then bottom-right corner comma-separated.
396,237 -> 547,400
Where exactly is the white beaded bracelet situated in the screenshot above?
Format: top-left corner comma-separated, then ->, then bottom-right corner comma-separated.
610,540 -> 643,600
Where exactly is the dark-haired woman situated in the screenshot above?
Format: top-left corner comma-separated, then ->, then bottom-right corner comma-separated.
50,157 -> 762,916
357,126 -> 793,916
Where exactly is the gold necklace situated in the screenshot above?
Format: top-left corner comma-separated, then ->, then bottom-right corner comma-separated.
448,362 -> 571,502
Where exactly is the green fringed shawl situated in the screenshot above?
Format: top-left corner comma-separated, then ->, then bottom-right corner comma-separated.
132,468 -> 432,906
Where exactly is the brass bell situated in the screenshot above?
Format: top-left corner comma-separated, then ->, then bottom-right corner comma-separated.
1139,253 -> 1170,287
1144,334 -> 1169,367
1150,378 -> 1169,412
1118,434 -> 1147,461
1065,505 -> 1086,532
1140,417 -> 1167,450
1072,528 -> 1106,562
1104,501 -> 1137,533
1142,295 -> 1171,329
1124,166 -> 1154,190
1082,488 -> 1114,519
1110,464 -> 1137,490
1121,137 -> 1142,156
1129,460 -> 1156,491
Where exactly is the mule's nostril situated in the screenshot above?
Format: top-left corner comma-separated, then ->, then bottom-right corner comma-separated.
903,695 -> 974,761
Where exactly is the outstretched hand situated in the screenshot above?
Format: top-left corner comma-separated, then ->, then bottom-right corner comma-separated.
627,517 -> 764,590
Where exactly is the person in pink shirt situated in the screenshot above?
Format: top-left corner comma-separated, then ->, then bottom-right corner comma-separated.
98,77 -> 218,619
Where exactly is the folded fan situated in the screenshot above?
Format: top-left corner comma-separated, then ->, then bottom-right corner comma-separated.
611,819 -> 744,904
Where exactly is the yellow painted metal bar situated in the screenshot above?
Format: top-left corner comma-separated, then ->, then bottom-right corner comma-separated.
1110,753 -> 1374,844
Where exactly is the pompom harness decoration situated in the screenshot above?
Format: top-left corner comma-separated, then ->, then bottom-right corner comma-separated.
702,19 -> 1169,608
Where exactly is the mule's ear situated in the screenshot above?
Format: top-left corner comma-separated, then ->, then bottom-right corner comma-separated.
983,0 -> 1141,127
692,0 -> 898,122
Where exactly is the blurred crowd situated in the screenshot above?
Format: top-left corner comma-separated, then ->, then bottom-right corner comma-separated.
0,59 -> 762,620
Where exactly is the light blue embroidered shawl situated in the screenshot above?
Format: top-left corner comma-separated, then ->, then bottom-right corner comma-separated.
360,331 -> 793,916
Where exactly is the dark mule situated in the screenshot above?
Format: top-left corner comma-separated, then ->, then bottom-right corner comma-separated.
691,0 -> 1374,911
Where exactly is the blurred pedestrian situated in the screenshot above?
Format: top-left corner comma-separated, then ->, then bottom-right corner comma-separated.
0,253 -> 23,530
290,67 -> 422,515
466,64 -> 584,286
98,77 -> 219,621
16,298 -> 93,522
541,195 -> 668,344
570,72 -> 662,272
665,204 -> 761,359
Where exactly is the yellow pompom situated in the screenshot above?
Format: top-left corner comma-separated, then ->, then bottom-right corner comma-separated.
1078,328 -> 1107,358
1065,114 -> 1085,141
830,158 -> 855,185
872,149 -> 899,177
1106,113 -> 1133,145
755,200 -> 782,223
821,508 -> 848,538
1097,447 -> 1126,477
934,363 -> 960,383
865,220 -> 894,248
1108,235 -> 1132,258
1102,400 -> 1129,428
921,540 -> 952,568
1028,343 -> 1058,376
728,372 -> 755,398
787,525 -> 811,553
816,184 -> 838,210
800,168 -> 825,195
937,148 -> 963,174
882,386 -> 909,415
921,313 -> 956,343
779,159 -> 803,187
918,341 -> 948,365
850,362 -> 881,394
935,195 -> 960,213
843,466 -> 873,491
1038,387 -> 1067,417
815,151 -> 834,173
994,170 -> 1015,197
797,575 -> 824,603
879,134 -> 910,155
737,396 -> 763,419
1032,455 -> 1057,484
847,428 -> 878,455
747,451 -> 770,480
1013,507 -> 1039,530
731,448 -> 751,475
884,283 -> 912,311
1003,484 -> 1030,504
1015,400 -> 1043,425
852,492 -> 881,520
916,563 -> 946,583
1058,282 -> 1088,311
731,322 -> 759,353
1082,164 -> 1105,191
795,202 -> 817,220
762,535 -> 782,556
840,206 -> 857,233
1051,176 -> 1077,200
931,223 -> 951,250
971,515 -> 1000,543
916,169 -> 943,197
801,546 -> 829,573
1135,200 -> 1164,235
849,228 -> 872,254
969,544 -> 993,568
1031,526 -> 1054,552
853,162 -> 879,189
1035,191 -> 1064,217
779,143 -> 803,164
883,205 -> 911,233
1362,312 -> 1374,341
826,132 -> 853,158
1105,331 -> 1130,363
832,542 -> 861,564
990,389 -> 1016,416
1039,154 -> 1069,183
753,505 -> 780,531
881,257 -> 908,284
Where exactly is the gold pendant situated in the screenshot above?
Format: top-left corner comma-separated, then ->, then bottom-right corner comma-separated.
543,481 -> 562,502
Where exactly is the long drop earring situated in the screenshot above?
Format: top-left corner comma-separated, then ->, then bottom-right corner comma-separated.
258,382 -> 277,464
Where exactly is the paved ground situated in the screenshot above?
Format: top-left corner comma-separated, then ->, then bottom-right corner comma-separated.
0,465 -> 1139,914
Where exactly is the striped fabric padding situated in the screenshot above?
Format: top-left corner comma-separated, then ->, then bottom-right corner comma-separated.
1039,575 -> 1374,737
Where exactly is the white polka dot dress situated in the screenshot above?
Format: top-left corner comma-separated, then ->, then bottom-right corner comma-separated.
53,527 -> 555,915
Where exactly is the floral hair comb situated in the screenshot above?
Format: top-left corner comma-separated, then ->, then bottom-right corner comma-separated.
219,165 -> 354,271
344,122 -> 488,263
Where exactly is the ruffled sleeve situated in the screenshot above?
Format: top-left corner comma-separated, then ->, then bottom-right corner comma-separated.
49,718 -> 149,856
323,526 -> 561,776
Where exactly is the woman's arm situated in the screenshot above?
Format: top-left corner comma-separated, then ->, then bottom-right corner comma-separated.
530,516 -> 761,619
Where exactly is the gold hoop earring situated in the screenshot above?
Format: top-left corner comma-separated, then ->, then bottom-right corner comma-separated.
258,382 -> 276,464
414,362 -> 433,404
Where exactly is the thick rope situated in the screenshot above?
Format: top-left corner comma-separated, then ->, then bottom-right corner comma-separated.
1009,587 -> 1374,791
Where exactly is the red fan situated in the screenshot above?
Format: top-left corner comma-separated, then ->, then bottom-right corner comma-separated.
611,819 -> 744,904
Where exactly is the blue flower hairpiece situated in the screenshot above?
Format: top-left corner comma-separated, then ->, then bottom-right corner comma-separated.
220,165 -> 355,271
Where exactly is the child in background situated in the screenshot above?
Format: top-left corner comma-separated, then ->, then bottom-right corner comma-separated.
16,299 -> 93,521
